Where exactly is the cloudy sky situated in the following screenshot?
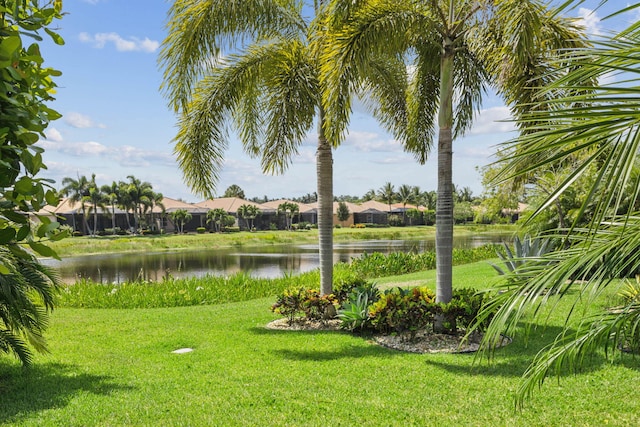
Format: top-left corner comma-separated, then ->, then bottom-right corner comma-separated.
36,0 -> 633,202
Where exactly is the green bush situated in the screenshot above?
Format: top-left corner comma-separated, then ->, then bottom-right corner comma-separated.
337,283 -> 380,332
369,287 -> 436,341
225,226 -> 241,233
196,227 -> 206,234
301,289 -> 339,321
270,287 -> 307,325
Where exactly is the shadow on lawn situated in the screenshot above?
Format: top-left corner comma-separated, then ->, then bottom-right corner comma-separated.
424,324 -> 622,379
0,362 -> 133,424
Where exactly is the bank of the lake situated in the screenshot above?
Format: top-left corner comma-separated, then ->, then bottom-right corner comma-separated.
47,224 -> 517,258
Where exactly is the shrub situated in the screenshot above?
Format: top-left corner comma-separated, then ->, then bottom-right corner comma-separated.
271,287 -> 307,325
337,283 -> 380,332
225,226 -> 241,233
369,287 -> 436,341
301,289 -> 339,321
196,227 -> 206,234
388,214 -> 404,227
334,224 -> 342,228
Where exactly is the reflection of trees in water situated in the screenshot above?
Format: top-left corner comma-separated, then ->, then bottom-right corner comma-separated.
53,235 -> 508,284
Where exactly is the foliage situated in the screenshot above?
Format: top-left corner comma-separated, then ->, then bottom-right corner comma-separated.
369,287 -> 436,341
271,287 -> 306,325
349,244 -> 500,278
0,0 -> 68,365
336,201 -> 350,222
196,227 -> 206,234
387,214 -> 403,227
490,234 -> 556,278
169,209 -> 191,234
223,184 -> 245,199
337,282 -> 380,332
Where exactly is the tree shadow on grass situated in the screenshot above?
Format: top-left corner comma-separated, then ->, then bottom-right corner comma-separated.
423,324 -> 625,379
0,362 -> 133,425
249,326 -> 402,361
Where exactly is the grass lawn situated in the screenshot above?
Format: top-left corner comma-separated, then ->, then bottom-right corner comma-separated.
2,261 -> 639,426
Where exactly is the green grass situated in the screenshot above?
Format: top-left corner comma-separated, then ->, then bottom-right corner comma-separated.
47,224 -> 517,257
2,260 -> 639,426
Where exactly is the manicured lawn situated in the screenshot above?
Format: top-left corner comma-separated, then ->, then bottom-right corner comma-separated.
1,261 -> 639,426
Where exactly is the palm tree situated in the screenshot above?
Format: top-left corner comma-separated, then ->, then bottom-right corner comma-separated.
169,209 -> 192,234
377,182 -> 396,212
476,4 -> 640,405
101,181 -> 120,234
146,191 -> 165,232
277,202 -> 299,231
397,184 -> 414,221
207,208 -> 228,233
85,174 -> 107,236
60,174 -> 90,235
322,0 -> 588,312
0,245 -> 59,366
159,0 -> 404,295
237,204 -> 260,231
125,175 -> 154,232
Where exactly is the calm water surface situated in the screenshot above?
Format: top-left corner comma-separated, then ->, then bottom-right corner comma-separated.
43,234 -> 510,284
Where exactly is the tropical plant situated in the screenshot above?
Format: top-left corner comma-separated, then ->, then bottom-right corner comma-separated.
101,181 -> 121,234
169,209 -> 192,234
237,204 -> 261,231
277,202 -> 299,231
206,208 -> 228,233
377,182 -> 396,212
61,174 -> 91,234
321,0 -> 588,332
397,184 -> 414,220
0,0 -> 66,365
123,175 -> 155,233
490,234 -> 555,277
85,174 -> 107,236
337,283 -> 380,332
474,2 -> 640,406
159,0 -> 395,296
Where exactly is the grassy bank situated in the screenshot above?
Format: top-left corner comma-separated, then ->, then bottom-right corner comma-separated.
47,224 -> 517,257
1,261 -> 639,426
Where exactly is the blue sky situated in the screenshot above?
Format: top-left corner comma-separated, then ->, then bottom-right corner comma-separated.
36,0 -> 634,203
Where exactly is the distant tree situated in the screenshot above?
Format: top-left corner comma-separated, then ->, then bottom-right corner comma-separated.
362,189 -> 377,202
378,182 -> 396,212
397,184 -> 414,221
169,209 -> 191,233
406,208 -> 422,226
223,184 -> 245,199
337,202 -> 350,222
101,181 -> 121,234
147,191 -> 165,232
61,175 -> 91,234
207,208 -> 228,232
278,202 -> 299,231
124,175 -> 155,232
85,174 -> 107,236
237,204 -> 260,230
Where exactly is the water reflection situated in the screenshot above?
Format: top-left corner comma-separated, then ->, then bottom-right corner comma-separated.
43,234 -> 509,284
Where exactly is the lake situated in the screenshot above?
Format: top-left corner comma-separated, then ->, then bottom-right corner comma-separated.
42,234 -> 509,284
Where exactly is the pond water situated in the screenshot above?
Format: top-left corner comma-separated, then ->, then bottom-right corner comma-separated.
42,234 -> 510,284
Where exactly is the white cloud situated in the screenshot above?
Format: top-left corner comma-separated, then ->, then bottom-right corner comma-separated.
45,128 -> 63,142
343,131 -> 403,153
64,112 -> 106,129
79,32 -> 160,53
469,106 -> 515,135
577,8 -> 603,36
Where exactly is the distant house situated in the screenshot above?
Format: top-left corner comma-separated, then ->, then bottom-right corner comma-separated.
195,197 -> 266,230
159,197 -> 208,232
352,200 -> 389,225
259,199 -> 314,229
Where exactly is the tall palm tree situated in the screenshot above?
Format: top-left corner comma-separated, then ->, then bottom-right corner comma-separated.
85,174 -> 107,236
125,175 -> 154,232
322,0 -> 588,311
476,3 -> 640,405
377,182 -> 396,212
60,174 -> 90,235
397,184 -> 414,220
159,0 -> 404,295
101,181 -> 120,234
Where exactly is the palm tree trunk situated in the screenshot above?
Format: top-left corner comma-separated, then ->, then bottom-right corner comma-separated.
435,45 -> 455,332
317,110 -> 333,296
